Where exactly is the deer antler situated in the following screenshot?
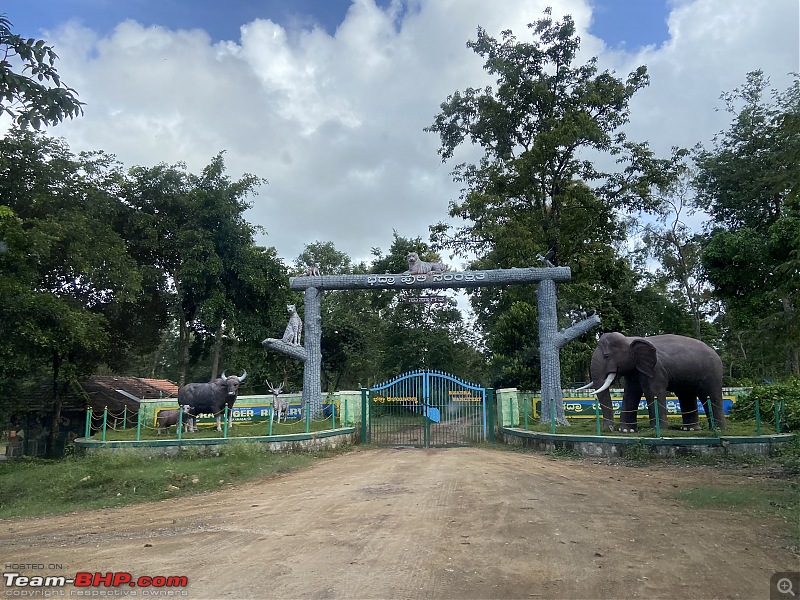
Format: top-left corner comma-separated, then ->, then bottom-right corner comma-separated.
267,379 -> 285,394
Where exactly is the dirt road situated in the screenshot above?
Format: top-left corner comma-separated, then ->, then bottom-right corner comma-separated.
1,447 -> 797,599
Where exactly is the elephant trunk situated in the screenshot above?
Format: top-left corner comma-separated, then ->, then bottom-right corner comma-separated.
595,387 -> 615,430
587,347 -> 619,430
582,365 -> 617,430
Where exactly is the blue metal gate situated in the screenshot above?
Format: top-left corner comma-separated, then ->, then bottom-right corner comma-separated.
362,370 -> 487,447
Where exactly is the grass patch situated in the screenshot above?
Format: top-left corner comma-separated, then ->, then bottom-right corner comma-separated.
0,443 -> 348,519
673,484 -> 796,511
547,447 -> 582,460
671,480 -> 800,552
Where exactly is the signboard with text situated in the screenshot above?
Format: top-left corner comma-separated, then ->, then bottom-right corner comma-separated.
153,402 -> 334,427
532,396 -> 736,419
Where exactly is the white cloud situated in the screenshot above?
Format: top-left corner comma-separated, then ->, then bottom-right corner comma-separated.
623,0 -> 798,155
24,0 -> 799,268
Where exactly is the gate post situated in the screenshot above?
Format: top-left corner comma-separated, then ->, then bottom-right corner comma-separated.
486,388 -> 496,443
360,388 -> 368,444
423,370 -> 430,447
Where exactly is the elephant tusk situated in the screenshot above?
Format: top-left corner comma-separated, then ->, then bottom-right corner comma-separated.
574,382 -> 595,392
590,372 -> 616,395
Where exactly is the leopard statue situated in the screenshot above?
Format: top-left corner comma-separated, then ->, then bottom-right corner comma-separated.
282,304 -> 302,346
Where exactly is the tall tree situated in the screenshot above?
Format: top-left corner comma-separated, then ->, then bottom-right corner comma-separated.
639,168 -> 715,341
0,129 -> 140,455
695,71 -> 800,379
122,154 -> 272,384
0,14 -> 84,128
425,8 -> 678,391
426,8 -> 672,266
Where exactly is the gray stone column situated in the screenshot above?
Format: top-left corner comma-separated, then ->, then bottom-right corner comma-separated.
537,279 -> 566,425
303,286 -> 323,416
537,280 -> 601,426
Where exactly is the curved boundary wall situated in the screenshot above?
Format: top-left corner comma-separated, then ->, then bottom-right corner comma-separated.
502,428 -> 795,458
75,428 -> 357,457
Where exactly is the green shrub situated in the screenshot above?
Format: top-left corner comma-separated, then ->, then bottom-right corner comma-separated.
730,379 -> 800,431
774,435 -> 800,474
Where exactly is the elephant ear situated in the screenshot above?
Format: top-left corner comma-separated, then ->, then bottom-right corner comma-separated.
630,338 -> 658,378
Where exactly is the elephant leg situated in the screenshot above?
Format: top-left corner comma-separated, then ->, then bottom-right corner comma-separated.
712,394 -> 726,430
639,376 -> 668,431
644,397 -> 671,430
678,392 -> 701,430
646,397 -> 656,425
701,391 -> 726,430
619,381 -> 642,433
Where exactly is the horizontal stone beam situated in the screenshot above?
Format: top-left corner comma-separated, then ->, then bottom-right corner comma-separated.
261,338 -> 308,362
289,266 -> 571,291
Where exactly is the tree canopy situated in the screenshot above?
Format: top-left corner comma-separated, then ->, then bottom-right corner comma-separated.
425,8 -> 685,389
695,70 -> 800,378
0,14 -> 84,129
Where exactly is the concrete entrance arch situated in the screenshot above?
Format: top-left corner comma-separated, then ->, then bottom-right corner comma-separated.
263,265 -> 599,425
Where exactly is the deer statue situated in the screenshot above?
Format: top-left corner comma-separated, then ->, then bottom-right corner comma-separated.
267,378 -> 289,424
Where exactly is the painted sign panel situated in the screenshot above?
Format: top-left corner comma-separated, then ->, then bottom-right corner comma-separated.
153,403 -> 333,427
372,396 -> 419,404
532,396 -> 736,419
449,390 -> 482,402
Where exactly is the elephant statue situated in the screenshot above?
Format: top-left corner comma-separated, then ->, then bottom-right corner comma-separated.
578,332 -> 725,432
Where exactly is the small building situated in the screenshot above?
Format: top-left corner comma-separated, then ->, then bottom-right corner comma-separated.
3,376 -> 179,459
81,376 -> 179,423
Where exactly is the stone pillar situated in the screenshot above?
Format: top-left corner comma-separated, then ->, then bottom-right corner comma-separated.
538,278 -> 601,426
537,279 -> 566,426
303,287 -> 323,417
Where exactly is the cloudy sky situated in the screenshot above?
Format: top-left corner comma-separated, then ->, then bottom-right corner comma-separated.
4,0 -> 798,267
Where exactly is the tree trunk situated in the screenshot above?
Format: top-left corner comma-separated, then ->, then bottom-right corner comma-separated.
538,278 -> 601,427
779,296 -> 799,375
177,304 -> 190,386
210,320 -> 224,380
46,352 -> 62,458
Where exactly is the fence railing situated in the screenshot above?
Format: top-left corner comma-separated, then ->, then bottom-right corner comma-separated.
84,400 -> 349,442
510,395 -> 787,437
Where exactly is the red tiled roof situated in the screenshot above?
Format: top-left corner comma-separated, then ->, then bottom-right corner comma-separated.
138,378 -> 180,397
80,376 -> 180,413
83,376 -> 178,400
